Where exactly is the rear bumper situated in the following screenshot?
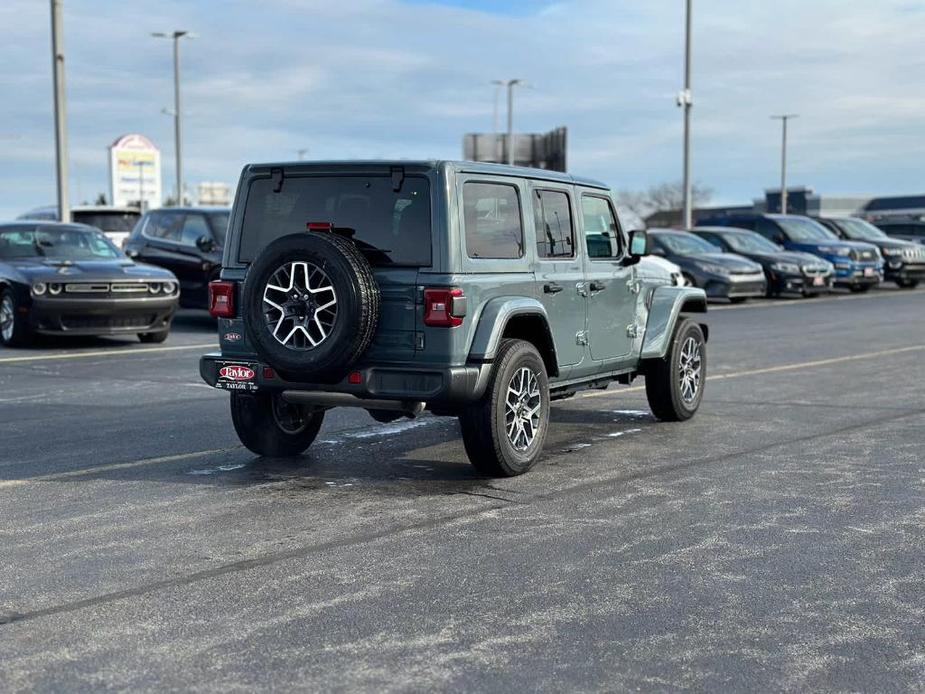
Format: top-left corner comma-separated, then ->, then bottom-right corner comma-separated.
30,295 -> 178,335
199,352 -> 491,409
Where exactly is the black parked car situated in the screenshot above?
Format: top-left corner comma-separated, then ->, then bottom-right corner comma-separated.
693,226 -> 833,297
813,216 -> 925,288
0,222 -> 178,346
124,207 -> 230,309
647,229 -> 766,301
698,213 -> 883,292
869,218 -> 925,246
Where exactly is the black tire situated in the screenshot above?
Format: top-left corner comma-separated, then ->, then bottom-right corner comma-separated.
458,339 -> 550,477
0,288 -> 33,347
729,297 -> 748,304
243,232 -> 380,381
896,279 -> 919,289
849,285 -> 872,293
230,391 -> 325,457
645,319 -> 706,422
138,330 -> 169,344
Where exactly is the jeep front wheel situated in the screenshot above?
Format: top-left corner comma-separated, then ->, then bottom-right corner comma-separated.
644,319 -> 706,421
230,391 -> 325,457
459,339 -> 550,477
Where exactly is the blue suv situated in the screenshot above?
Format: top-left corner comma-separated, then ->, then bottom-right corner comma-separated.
698,214 -> 883,292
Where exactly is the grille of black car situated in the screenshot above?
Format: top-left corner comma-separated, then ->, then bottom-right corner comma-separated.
61,314 -> 155,330
63,282 -> 151,294
802,264 -> 829,275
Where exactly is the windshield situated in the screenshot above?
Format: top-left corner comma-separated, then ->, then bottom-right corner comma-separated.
208,211 -> 230,246
73,211 -> 141,233
0,227 -> 121,260
722,232 -> 781,254
657,233 -> 720,255
834,218 -> 887,241
239,175 -> 431,266
777,217 -> 835,242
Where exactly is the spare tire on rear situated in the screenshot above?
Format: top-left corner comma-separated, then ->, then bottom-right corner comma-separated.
243,232 -> 380,381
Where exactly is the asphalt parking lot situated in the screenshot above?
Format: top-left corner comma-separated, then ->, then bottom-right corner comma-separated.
1,287 -> 923,692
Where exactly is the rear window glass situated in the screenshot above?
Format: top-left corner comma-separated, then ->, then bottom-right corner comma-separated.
463,182 -> 523,259
239,175 -> 431,266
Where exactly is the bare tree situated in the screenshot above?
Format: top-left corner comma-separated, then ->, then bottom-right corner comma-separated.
615,181 -> 713,227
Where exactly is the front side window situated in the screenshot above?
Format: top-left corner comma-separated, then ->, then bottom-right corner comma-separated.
582,195 -> 622,259
463,182 -> 523,259
533,189 -> 574,259
180,214 -> 211,246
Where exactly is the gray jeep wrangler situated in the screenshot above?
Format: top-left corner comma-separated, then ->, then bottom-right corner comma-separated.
200,161 -> 708,476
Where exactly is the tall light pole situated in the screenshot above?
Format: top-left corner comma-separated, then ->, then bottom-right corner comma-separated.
678,0 -> 693,229
503,79 -> 523,165
50,0 -> 70,222
297,148 -> 308,161
152,30 -> 191,205
771,114 -> 798,214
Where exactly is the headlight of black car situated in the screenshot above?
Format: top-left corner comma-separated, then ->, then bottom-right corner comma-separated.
162,281 -> 177,294
696,262 -> 729,276
31,282 -> 47,296
771,262 -> 801,274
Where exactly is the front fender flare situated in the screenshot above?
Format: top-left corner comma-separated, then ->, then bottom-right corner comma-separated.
467,296 -> 551,362
641,286 -> 707,360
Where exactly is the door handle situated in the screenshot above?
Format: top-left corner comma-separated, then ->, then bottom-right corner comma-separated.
589,281 -> 607,293
543,282 -> 563,294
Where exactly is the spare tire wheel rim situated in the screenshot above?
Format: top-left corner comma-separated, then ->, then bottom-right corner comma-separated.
505,366 -> 542,451
263,261 -> 338,350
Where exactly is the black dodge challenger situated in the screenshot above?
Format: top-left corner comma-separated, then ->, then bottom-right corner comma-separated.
0,221 -> 179,346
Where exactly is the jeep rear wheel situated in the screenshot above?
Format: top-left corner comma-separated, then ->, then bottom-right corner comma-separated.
459,339 -> 550,477
644,319 -> 706,421
243,233 -> 380,382
230,391 -> 325,457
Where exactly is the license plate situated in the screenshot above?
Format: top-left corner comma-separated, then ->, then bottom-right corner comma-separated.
215,361 -> 259,391
813,276 -> 825,286
864,267 -> 875,277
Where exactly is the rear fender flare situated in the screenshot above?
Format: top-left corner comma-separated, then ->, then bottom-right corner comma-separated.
467,297 -> 556,367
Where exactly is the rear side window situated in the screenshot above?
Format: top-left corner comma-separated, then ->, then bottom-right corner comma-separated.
146,212 -> 183,241
239,175 -> 431,266
582,195 -> 622,259
463,182 -> 523,259
533,189 -> 574,259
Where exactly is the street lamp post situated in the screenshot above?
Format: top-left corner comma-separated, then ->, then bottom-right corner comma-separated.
50,0 -> 70,222
678,0 -> 693,229
771,114 -> 798,214
152,30 -> 191,205
492,79 -> 523,166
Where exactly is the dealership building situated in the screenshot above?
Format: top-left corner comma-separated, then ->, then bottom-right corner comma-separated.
646,188 -> 925,228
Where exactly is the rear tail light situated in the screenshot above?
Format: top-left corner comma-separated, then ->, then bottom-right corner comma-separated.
423,288 -> 466,327
208,280 -> 236,318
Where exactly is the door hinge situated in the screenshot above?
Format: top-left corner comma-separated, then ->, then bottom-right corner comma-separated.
626,324 -> 639,339
575,281 -> 588,297
627,278 -> 642,294
576,330 -> 589,346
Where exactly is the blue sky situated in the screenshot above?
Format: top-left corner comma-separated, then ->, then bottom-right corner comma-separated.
1,0 -> 923,219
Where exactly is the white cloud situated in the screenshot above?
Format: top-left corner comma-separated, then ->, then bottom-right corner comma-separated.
0,0 -> 923,218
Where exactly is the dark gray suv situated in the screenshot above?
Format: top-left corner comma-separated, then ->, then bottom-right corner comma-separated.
200,161 -> 709,476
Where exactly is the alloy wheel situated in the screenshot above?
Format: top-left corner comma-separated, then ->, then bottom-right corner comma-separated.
271,395 -> 310,435
263,261 -> 337,350
505,366 -> 542,451
678,336 -> 702,404
0,295 -> 14,343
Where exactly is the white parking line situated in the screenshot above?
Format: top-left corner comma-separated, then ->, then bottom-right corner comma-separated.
2,344 -> 922,490
581,344 -> 925,398
711,287 -> 925,311
0,342 -> 216,365
0,447 -> 237,490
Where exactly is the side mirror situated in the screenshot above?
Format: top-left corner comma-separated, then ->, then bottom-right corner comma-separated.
773,234 -> 785,245
625,230 -> 649,265
196,234 -> 215,253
